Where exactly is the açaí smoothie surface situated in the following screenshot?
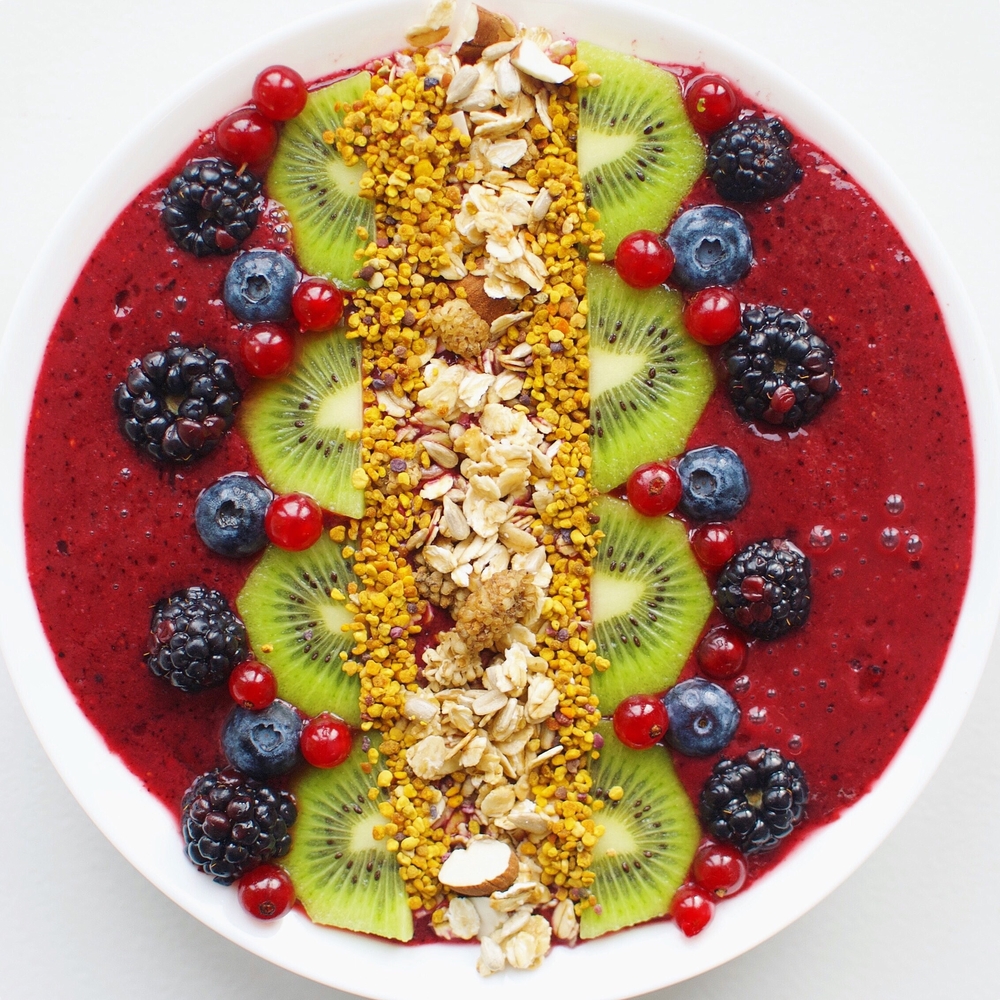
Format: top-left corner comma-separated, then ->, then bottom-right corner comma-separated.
22,65 -> 973,894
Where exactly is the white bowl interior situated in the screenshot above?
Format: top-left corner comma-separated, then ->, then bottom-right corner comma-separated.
2,1 -> 998,997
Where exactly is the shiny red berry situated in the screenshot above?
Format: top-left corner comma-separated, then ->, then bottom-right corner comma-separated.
692,842 -> 748,898
626,462 -> 682,517
265,493 -> 323,551
238,864 -> 295,920
615,231 -> 675,289
229,660 -> 278,710
696,625 -> 747,680
683,287 -> 742,346
300,712 -> 353,767
292,278 -> 345,332
253,65 -> 309,121
769,384 -> 797,415
240,325 -> 295,379
217,108 -> 278,168
684,75 -> 738,133
670,884 -> 715,936
613,694 -> 669,749
690,523 -> 737,568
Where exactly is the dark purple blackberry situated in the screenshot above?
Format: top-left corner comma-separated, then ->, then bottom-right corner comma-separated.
700,747 -> 808,854
181,768 -> 297,884
715,538 -> 810,640
146,585 -> 248,693
113,344 -> 241,462
722,305 -> 839,428
161,157 -> 261,256
706,117 -> 802,203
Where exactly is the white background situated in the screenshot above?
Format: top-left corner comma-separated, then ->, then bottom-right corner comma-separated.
1,1 -> 998,997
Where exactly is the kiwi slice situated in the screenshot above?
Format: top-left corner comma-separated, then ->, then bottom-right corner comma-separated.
237,530 -> 360,724
588,263 -> 713,493
580,721 -> 699,939
241,331 -> 363,518
285,739 -> 413,941
590,495 -> 712,709
577,41 -> 704,256
268,72 -> 374,287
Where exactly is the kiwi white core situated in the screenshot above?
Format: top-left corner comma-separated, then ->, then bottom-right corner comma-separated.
591,572 -> 646,625
576,130 -> 635,178
316,380 -> 362,432
588,344 -> 647,399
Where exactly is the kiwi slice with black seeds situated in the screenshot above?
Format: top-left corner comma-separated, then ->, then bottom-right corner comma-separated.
237,530 -> 360,723
268,72 -> 374,287
590,495 -> 712,709
588,263 -> 713,493
241,330 -> 363,518
580,721 -> 699,939
577,42 -> 705,256
285,738 -> 413,941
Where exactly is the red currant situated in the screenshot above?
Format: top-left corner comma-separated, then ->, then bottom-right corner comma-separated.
692,842 -> 747,898
216,108 -> 278,168
689,523 -> 736,568
253,65 -> 309,121
300,712 -> 353,767
696,625 -> 747,680
614,230 -> 675,289
292,278 -> 345,332
626,462 -> 682,517
237,864 -> 295,920
265,493 -> 324,551
229,660 -> 278,710
684,75 -> 738,133
683,287 -> 742,346
612,694 -> 668,749
670,884 -> 715,937
239,325 -> 295,379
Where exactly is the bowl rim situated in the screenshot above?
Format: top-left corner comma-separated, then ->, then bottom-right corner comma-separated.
2,0 -> 999,996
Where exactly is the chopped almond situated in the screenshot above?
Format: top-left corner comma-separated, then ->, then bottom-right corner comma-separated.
438,836 -> 519,896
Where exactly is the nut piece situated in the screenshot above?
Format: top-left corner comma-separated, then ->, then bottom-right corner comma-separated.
438,836 -> 519,896
426,298 -> 493,359
458,274 -> 519,324
454,570 -> 538,651
455,5 -> 517,63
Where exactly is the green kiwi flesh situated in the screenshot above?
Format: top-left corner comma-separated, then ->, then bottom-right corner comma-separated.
237,530 -> 360,724
590,495 -> 712,709
588,263 -> 713,493
577,42 -> 704,255
285,739 -> 414,941
268,72 -> 373,287
580,721 -> 699,939
241,330 -> 364,518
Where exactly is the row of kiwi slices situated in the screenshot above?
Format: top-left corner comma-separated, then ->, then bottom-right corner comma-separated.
228,41 -> 719,941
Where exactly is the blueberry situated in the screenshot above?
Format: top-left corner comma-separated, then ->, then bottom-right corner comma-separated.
666,205 -> 752,289
222,699 -> 303,779
663,678 -> 740,757
676,445 -> 750,521
223,249 -> 296,322
195,473 -> 273,557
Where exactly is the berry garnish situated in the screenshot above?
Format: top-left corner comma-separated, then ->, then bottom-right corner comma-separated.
223,699 -> 303,778
706,116 -> 802,203
670,884 -> 715,936
240,326 -> 295,380
684,74 -> 738,133
696,625 -> 747,680
216,108 -> 278,169
225,250 -> 297,323
626,461 -> 682,517
676,445 -> 750,522
229,660 -> 278,710
196,473 -> 273,557
265,493 -> 324,551
692,842 -> 747,898
292,278 -> 346,332
667,206 -> 752,290
683,287 -> 742,346
612,694 -> 669,749
690,523 -> 737,568
614,230 -> 675,289
300,712 -> 353,768
237,864 -> 296,920
253,65 -> 309,121
663,678 -> 740,757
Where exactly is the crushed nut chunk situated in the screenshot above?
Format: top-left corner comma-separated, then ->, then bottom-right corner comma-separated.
454,570 -> 538,651
426,298 -> 493,358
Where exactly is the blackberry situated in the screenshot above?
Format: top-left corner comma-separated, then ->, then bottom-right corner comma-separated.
146,585 -> 248,692
113,344 -> 241,462
161,157 -> 261,256
706,117 -> 802,203
715,538 -> 810,640
181,768 -> 297,884
722,305 -> 839,428
700,747 -> 808,854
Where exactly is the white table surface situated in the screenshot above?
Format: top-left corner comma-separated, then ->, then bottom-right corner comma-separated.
2,1 -> 998,997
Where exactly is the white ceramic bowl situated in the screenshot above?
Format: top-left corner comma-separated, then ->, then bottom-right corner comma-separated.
2,1 -> 998,996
